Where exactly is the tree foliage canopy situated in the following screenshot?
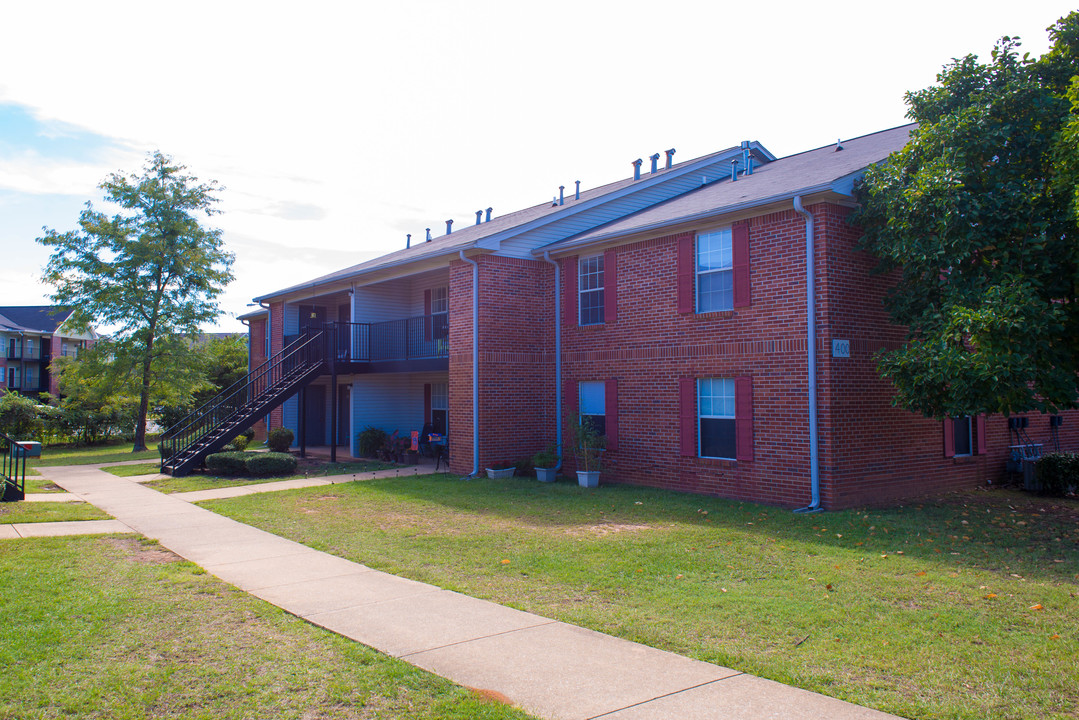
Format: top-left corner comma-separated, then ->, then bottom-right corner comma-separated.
38,152 -> 234,450
853,13 -> 1079,418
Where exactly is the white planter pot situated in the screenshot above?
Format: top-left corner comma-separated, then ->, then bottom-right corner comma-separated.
576,470 -> 600,488
535,467 -> 557,483
486,467 -> 514,479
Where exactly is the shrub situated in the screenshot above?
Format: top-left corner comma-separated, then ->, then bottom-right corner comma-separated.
1035,452 -> 1079,496
240,427 -> 256,442
206,451 -> 249,476
230,433 -> 251,452
267,427 -> 294,453
357,426 -> 388,458
245,452 -> 298,477
513,456 -> 534,477
532,443 -> 558,469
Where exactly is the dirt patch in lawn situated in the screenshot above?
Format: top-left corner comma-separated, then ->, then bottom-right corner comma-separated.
102,537 -> 183,564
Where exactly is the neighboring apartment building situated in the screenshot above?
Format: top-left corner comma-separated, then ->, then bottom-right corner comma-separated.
233,125 -> 1076,509
0,306 -> 97,399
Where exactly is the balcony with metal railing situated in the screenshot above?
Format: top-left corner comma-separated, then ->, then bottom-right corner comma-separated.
286,314 -> 449,374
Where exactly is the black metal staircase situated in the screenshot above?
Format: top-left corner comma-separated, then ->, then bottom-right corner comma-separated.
160,329 -> 327,477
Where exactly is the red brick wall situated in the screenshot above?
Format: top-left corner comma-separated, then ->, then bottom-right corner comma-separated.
248,317 -> 268,441
268,303 -> 284,430
448,255 -> 555,474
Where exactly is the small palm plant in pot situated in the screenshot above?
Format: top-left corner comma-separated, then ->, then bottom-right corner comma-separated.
569,415 -> 605,488
532,443 -> 559,483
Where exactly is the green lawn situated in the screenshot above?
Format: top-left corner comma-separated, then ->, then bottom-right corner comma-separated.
138,459 -> 394,494
0,535 -> 535,719
203,476 -> 1079,720
0,501 -> 110,524
29,441 -> 160,467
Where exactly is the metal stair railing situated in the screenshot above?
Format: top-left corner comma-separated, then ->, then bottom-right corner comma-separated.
159,328 -> 327,471
1,432 -> 28,502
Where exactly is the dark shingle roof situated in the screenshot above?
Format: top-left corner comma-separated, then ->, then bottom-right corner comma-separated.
0,306 -> 75,334
545,125 -> 914,251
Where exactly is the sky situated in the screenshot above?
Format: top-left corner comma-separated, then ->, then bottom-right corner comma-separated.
0,0 -> 1074,333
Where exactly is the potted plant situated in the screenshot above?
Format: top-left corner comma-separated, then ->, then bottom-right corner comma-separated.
486,465 -> 515,479
532,444 -> 559,483
570,416 -> 605,488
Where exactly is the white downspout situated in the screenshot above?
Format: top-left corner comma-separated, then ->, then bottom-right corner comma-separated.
542,252 -> 563,471
459,251 -> 481,478
793,196 -> 822,513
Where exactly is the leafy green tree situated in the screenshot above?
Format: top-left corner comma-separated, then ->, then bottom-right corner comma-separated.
155,334 -> 248,430
0,390 -> 53,439
38,152 -> 234,451
853,13 -> 1079,418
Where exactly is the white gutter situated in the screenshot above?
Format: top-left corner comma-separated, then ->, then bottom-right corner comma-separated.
793,196 -> 822,513
541,252 -> 563,471
459,250 -> 481,478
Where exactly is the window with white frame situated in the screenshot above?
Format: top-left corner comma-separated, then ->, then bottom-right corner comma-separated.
579,381 -> 606,436
952,416 -> 973,457
431,382 -> 448,435
698,378 -> 736,459
431,286 -> 448,339
696,229 -> 733,313
24,367 -> 33,389
25,338 -> 34,359
0,368 -> 5,383
578,255 -> 605,325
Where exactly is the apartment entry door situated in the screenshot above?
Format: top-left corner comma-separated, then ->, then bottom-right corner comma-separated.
304,385 -> 326,445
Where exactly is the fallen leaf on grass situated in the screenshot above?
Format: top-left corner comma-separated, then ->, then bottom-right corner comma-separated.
915,571 -> 927,577
984,593 -> 998,600
1050,634 -> 1060,640
1030,604 -> 1044,611
500,559 -> 511,565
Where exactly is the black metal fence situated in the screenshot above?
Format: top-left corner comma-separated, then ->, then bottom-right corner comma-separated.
1,432 -> 27,502
299,316 -> 449,363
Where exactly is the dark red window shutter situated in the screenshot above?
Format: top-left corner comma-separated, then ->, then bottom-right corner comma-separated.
733,223 -> 751,308
563,256 -> 578,327
975,414 -> 987,455
605,378 -> 618,452
943,418 -> 956,458
735,376 -> 754,461
678,236 -> 694,314
679,377 -> 696,456
424,384 -> 432,423
604,249 -> 618,324
424,289 -> 433,341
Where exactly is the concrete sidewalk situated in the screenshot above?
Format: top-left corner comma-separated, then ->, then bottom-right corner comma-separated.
31,464 -> 905,720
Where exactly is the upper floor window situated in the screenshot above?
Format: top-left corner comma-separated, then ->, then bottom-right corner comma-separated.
431,286 -> 448,316
696,229 -> 733,313
578,255 -> 605,326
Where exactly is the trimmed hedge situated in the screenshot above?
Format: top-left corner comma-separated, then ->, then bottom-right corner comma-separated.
206,452 -> 249,476
1035,452 -> 1079,496
267,427 -> 294,453
245,452 -> 298,477
230,434 -> 251,452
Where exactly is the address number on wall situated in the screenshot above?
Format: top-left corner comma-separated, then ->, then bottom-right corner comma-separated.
832,339 -> 850,358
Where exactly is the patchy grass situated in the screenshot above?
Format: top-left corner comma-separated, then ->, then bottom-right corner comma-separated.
24,475 -> 63,493
101,463 -> 162,478
0,535 -> 536,719
142,459 -> 394,494
29,441 -> 160,467
204,477 -> 1079,720
0,501 -> 109,524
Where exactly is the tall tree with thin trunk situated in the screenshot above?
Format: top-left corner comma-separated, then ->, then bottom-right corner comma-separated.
39,151 -> 234,451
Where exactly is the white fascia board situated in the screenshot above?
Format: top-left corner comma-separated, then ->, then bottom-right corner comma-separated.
535,182 -> 849,257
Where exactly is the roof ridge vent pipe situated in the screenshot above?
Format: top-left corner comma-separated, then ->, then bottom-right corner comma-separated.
446,219 -> 453,235
486,207 -> 492,222
665,148 -> 676,168
632,158 -> 642,180
559,185 -> 564,206
746,155 -> 755,176
835,138 -> 844,152
459,250 -> 481,479
475,210 -> 482,225
793,195 -> 821,514
426,228 -> 432,242
730,159 -> 739,181
650,153 -> 660,173
741,141 -> 754,175
542,251 -> 563,472
574,181 -> 580,200
406,233 -> 411,249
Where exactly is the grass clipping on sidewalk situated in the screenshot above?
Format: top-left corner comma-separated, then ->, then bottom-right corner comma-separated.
0,535 -> 536,720
204,476 -> 1079,720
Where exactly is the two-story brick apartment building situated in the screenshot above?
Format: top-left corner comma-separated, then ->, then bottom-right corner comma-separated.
0,306 -> 97,399
237,125 -> 1076,509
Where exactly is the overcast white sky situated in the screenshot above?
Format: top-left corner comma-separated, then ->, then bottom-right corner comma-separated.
0,0 -> 1073,332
